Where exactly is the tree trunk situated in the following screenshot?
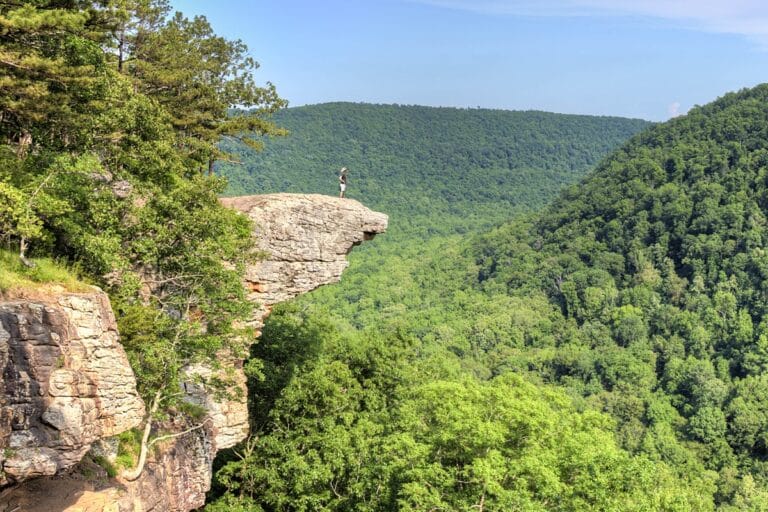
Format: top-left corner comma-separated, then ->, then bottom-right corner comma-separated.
19,237 -> 34,268
118,30 -> 125,73
122,389 -> 162,481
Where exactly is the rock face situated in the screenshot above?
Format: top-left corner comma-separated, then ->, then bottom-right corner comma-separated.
97,417 -> 216,512
221,194 -> 388,313
0,290 -> 145,485
207,194 -> 388,447
0,194 -> 387,512
0,417 -> 214,512
143,194 -> 386,511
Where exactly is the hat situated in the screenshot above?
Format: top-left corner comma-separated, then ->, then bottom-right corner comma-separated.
341,167 -> 348,172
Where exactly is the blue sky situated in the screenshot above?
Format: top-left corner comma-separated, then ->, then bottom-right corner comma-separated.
171,0 -> 768,121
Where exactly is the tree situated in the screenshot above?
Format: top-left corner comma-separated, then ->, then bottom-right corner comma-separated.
121,7 -> 287,172
0,0 -> 285,481
0,1 -> 112,152
209,84 -> 768,508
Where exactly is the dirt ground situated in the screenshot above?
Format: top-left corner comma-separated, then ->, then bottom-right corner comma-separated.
0,460 -> 124,512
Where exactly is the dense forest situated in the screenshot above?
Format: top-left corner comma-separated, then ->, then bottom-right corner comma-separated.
474,84 -> 768,507
209,87 -> 768,510
220,103 -> 649,239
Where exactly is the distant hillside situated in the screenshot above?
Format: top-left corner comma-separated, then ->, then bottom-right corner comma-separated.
210,99 -> 761,510
219,103 -> 650,238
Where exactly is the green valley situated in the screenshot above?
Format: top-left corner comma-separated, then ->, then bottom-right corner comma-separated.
4,2 -> 768,510
208,92 -> 768,510
219,102 -> 649,239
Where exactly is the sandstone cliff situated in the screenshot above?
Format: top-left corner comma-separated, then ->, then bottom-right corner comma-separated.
202,194 -> 389,448
0,290 -> 145,484
221,193 -> 389,314
0,194 -> 387,512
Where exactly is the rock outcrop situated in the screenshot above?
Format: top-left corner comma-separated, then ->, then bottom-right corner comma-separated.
0,194 -> 387,512
0,290 -> 145,485
140,194 -> 386,511
221,193 -> 389,317
203,194 -> 388,448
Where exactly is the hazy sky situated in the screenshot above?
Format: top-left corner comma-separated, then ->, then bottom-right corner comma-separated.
171,0 -> 768,121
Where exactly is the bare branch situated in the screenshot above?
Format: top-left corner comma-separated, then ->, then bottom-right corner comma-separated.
148,417 -> 212,448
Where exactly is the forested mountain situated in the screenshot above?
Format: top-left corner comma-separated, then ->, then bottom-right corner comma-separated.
469,84 -> 768,507
210,85 -> 768,511
14,2 -> 768,511
219,103 -> 649,238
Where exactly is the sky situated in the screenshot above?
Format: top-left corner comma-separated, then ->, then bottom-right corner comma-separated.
171,0 -> 768,121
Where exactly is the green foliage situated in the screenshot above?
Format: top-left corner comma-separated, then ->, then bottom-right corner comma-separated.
211,84 -> 768,509
219,102 -> 650,241
114,429 -> 142,471
115,1 -> 288,171
0,248 -> 88,293
0,0 -> 284,419
0,1 -> 109,152
0,180 -> 41,248
467,84 -> 768,504
210,306 -> 713,511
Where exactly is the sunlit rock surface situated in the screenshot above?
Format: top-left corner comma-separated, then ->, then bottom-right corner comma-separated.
0,194 -> 387,512
202,193 -> 388,449
222,193 -> 388,314
0,290 -> 145,485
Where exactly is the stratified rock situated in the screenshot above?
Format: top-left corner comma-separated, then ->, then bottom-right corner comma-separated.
221,193 -> 389,315
0,290 -> 145,484
208,193 -> 388,448
0,194 -> 387,512
133,194 -> 386,511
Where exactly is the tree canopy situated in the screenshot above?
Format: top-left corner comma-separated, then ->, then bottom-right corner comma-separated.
219,102 -> 650,241
8,2 -> 768,508
209,85 -> 768,510
0,0 -> 285,477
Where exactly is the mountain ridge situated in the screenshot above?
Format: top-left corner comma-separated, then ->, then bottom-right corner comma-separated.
209,85 -> 768,510
219,102 -> 652,240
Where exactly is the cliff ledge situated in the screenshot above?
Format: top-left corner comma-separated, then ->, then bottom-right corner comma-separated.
0,194 -> 387,512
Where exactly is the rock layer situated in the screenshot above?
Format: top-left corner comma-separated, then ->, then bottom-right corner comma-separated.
0,290 -> 145,484
221,193 -> 388,314
209,194 -> 388,447
146,194 -> 386,511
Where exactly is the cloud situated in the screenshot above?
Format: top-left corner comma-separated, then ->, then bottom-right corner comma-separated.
667,101 -> 682,118
412,0 -> 768,48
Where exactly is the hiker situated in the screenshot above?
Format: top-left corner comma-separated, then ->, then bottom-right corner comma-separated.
339,167 -> 348,198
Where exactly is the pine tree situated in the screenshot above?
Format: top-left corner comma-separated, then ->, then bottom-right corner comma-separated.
2,2 -> 130,151
0,1 -> 283,442
118,5 -> 287,172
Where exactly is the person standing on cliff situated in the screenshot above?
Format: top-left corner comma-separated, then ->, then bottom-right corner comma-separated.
339,167 -> 348,198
